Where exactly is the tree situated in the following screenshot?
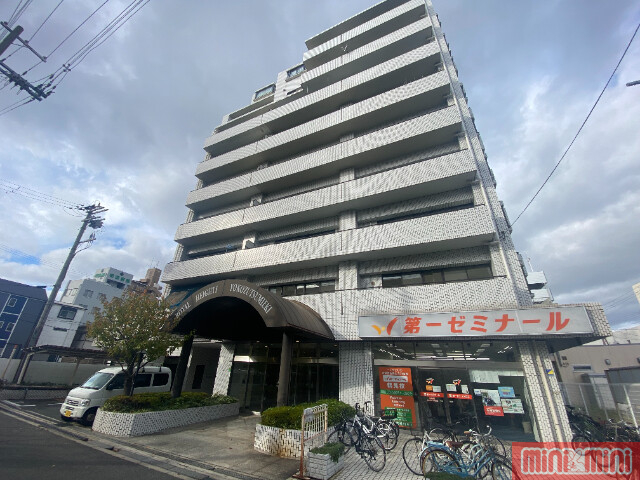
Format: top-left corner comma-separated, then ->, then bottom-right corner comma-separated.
87,291 -> 181,396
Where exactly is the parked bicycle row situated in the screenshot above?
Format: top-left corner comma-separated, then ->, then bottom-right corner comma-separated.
567,405 -> 640,443
327,401 -> 513,478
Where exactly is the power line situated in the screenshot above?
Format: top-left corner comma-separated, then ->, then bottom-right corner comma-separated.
0,243 -> 89,278
28,0 -> 64,42
0,179 -> 83,209
511,21 -> 640,227
45,0 -> 110,59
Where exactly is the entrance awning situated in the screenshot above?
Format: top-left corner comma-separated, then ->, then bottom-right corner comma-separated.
169,279 -> 334,341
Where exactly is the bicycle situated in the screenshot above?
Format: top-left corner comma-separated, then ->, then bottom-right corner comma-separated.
357,401 -> 399,451
422,427 -> 513,479
343,409 -> 387,472
402,426 -> 449,475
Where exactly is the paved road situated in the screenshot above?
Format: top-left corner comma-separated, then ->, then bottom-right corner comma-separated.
0,411 -> 179,480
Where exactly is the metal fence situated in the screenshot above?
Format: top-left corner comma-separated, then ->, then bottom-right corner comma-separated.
295,403 -> 328,479
559,382 -> 640,428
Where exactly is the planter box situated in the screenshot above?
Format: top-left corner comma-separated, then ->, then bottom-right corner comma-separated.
254,423 -> 334,459
92,402 -> 239,437
307,451 -> 344,480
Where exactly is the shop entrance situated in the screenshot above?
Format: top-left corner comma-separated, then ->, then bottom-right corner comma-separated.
373,340 -> 535,441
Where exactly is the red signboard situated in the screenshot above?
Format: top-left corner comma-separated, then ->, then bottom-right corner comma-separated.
447,393 -> 473,400
420,391 -> 444,398
378,367 -> 416,428
484,405 -> 505,416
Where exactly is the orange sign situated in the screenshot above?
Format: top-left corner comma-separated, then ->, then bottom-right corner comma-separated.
378,367 -> 416,428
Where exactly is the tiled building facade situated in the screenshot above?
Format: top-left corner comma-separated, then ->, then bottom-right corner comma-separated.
163,0 -> 610,442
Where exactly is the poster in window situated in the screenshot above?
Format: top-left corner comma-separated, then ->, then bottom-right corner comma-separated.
378,367 -> 416,428
501,398 -> 524,414
498,386 -> 515,398
446,383 -> 457,392
481,389 -> 504,416
461,385 -> 469,394
432,385 -> 442,393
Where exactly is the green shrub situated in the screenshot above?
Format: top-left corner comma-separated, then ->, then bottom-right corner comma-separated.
260,399 -> 354,430
102,392 -> 237,413
310,442 -> 345,463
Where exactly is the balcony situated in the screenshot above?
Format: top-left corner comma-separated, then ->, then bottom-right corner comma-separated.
191,101 -> 461,211
204,43 -> 440,158
163,206 -> 496,286
178,148 -> 476,246
303,0 -> 426,70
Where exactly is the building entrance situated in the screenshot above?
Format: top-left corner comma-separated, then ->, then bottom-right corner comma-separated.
228,341 -> 339,412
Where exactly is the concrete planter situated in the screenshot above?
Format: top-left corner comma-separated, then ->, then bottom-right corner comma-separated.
254,423 -> 334,459
307,451 -> 344,480
92,402 -> 239,437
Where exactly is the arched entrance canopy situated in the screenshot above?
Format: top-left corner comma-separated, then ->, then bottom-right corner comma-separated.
170,279 -> 334,342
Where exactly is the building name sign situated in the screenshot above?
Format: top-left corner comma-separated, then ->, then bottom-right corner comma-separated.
229,283 -> 273,314
358,306 -> 592,338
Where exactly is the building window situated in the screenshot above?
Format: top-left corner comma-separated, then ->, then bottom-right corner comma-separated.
53,327 -> 68,332
572,365 -> 592,371
58,307 -> 77,320
254,84 -> 275,101
6,322 -> 15,332
84,289 -> 94,298
604,359 -> 611,365
268,280 -> 335,297
287,64 -> 305,78
381,264 -> 492,288
8,297 -> 17,307
0,321 -> 3,329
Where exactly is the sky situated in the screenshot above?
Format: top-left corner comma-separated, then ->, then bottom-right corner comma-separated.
0,0 -> 639,330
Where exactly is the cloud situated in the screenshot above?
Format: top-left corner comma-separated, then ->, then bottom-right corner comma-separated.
1,0 -> 639,332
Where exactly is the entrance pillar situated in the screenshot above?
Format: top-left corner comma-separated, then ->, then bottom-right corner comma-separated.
172,334 -> 193,398
277,331 -> 293,406
213,342 -> 235,395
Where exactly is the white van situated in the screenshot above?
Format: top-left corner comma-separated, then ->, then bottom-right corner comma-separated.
60,365 -> 172,425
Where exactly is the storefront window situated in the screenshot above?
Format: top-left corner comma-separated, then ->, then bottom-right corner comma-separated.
373,340 -> 534,440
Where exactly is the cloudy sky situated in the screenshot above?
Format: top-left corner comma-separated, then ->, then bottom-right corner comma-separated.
1,0 -> 639,329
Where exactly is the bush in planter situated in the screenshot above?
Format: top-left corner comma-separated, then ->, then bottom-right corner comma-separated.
309,442 -> 345,463
103,392 -> 237,413
261,399 -> 355,429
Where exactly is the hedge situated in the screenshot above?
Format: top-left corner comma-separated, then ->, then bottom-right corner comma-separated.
261,398 -> 355,430
102,391 -> 237,413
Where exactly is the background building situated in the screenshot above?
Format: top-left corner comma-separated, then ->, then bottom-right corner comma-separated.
59,267 -> 133,322
162,0 -> 611,442
36,302 -> 88,350
0,279 -> 46,360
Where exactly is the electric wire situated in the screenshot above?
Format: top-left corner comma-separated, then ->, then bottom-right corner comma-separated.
0,179 -> 83,209
512,21 -> 640,226
45,0 -> 110,59
0,243 -> 88,278
28,0 -> 64,42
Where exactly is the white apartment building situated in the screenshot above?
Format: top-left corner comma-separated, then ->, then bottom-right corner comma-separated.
60,267 -> 133,324
163,0 -> 611,442
36,302 -> 88,349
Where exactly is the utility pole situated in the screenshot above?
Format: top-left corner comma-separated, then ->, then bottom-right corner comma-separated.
0,22 -> 51,101
14,203 -> 107,383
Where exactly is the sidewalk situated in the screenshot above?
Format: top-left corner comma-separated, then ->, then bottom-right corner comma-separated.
0,401 -> 510,480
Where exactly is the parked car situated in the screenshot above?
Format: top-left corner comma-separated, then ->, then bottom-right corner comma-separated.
60,365 -> 172,425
